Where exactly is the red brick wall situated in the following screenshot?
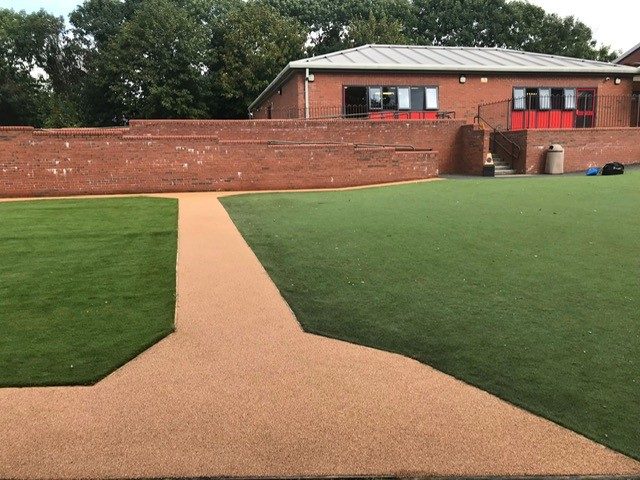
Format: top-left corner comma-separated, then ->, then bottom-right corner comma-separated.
129,118 -> 466,169
457,125 -> 491,175
502,128 -> 640,174
254,71 -> 634,122
618,48 -> 640,67
5,119 -> 637,198
0,120 -> 460,198
253,73 -> 304,119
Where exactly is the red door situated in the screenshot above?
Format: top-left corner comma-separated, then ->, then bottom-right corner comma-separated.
576,89 -> 596,128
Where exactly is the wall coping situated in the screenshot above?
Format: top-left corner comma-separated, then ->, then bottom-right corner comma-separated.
0,126 -> 34,131
504,127 -> 640,134
129,118 -> 468,127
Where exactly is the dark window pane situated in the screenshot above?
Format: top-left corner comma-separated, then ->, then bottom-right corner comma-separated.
578,90 -> 594,111
526,88 -> 539,110
576,115 -> 594,128
410,87 -> 425,110
344,86 -> 368,116
551,88 -> 564,110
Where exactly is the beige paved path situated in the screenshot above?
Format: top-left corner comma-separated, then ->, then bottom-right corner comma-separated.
1,191 -> 639,479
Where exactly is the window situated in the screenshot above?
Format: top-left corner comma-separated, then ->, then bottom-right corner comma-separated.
539,88 -> 551,110
369,87 -> 382,110
525,88 -> 540,110
382,86 -> 397,110
550,88 -> 564,110
411,87 -> 425,110
398,87 -> 411,110
577,89 -> 594,111
564,88 -> 576,110
514,86 -> 582,112
353,85 -> 439,112
425,87 -> 438,110
513,88 -> 526,110
344,86 -> 368,117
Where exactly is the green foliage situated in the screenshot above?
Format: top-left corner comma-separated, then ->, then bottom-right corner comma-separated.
221,173 -> 640,460
0,8 -> 65,126
0,0 -> 622,124
94,0 -> 210,120
69,0 -> 128,49
345,13 -> 410,48
210,1 -> 305,117
0,197 -> 178,387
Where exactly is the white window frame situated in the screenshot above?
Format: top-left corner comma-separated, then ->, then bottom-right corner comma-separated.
397,87 -> 411,110
539,88 -> 551,110
425,86 -> 439,110
513,87 -> 526,110
564,88 -> 577,110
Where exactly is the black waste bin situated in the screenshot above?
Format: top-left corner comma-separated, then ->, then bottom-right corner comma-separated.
602,162 -> 624,176
483,164 -> 495,177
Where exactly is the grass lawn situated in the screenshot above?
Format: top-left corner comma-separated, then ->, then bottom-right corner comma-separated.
221,174 -> 640,460
0,197 -> 178,387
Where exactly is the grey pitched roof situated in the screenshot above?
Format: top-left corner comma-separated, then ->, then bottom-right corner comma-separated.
250,44 -> 638,110
292,44 -> 637,73
615,41 -> 640,64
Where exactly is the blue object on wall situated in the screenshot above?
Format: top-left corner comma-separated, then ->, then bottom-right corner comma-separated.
586,167 -> 600,176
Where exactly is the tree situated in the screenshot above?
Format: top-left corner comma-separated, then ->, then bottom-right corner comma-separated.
1,0 -> 617,126
84,0 -> 210,123
211,1 -> 306,117
262,0 -> 414,55
344,13 -> 409,48
0,8 -> 66,126
507,2 -> 616,61
69,0 -> 128,50
410,0 -> 616,60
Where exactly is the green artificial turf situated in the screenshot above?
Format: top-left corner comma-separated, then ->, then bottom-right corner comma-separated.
0,197 -> 178,387
221,174 -> 640,460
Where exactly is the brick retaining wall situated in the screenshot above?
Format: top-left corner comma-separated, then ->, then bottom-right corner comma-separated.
5,118 -> 636,198
502,128 -> 640,174
1,120 -> 469,197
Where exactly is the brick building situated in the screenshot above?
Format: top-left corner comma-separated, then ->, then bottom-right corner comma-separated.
616,42 -> 640,67
615,42 -> 640,95
250,44 -> 638,130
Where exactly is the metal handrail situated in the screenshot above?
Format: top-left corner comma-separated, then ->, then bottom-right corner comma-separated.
475,110 -> 522,168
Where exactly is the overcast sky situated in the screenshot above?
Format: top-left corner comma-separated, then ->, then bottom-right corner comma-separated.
0,0 -> 636,54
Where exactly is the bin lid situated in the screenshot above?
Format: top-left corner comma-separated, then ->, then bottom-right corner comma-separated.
549,144 -> 564,152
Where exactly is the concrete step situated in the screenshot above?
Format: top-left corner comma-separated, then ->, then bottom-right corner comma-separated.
495,164 -> 513,171
495,168 -> 517,175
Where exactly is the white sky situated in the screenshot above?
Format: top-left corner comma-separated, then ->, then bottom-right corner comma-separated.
0,0 -> 636,53
525,0 -> 637,53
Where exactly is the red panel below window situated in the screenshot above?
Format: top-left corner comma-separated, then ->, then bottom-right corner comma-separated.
368,111 -> 438,120
510,110 -> 575,130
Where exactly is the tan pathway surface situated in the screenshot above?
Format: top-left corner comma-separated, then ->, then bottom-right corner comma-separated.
1,191 -> 639,479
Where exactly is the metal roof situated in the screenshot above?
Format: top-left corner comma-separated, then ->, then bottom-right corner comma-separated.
615,41 -> 640,64
250,44 -> 638,110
